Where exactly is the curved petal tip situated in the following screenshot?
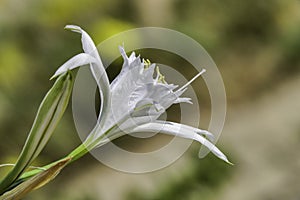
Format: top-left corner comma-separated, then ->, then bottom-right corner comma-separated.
64,25 -> 82,33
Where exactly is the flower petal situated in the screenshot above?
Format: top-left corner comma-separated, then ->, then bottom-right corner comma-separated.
65,25 -> 107,87
51,53 -> 97,79
65,25 -> 100,59
131,121 -> 231,164
174,97 -> 193,104
65,25 -> 111,124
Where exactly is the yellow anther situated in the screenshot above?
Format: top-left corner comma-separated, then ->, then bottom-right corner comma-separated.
143,58 -> 152,69
156,66 -> 167,84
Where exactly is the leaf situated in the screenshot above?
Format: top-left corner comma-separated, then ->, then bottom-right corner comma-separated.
0,72 -> 74,194
0,158 -> 71,200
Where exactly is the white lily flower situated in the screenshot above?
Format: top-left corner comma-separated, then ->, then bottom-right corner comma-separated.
53,25 -> 231,164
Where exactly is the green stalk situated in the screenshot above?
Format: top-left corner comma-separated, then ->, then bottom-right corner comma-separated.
16,124 -> 118,182
6,119 -> 121,198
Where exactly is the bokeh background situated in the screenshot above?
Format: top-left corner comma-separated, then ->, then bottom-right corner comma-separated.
0,0 -> 300,199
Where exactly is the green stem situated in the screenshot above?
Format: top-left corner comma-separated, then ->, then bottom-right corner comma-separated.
18,143 -> 89,182
10,122 -> 120,193
18,129 -> 107,181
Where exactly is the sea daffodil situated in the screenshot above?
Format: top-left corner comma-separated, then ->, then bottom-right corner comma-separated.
0,25 -> 232,199
53,25 -> 231,164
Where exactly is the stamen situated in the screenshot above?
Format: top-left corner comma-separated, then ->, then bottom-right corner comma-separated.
143,59 -> 152,69
156,66 -> 167,84
177,69 -> 206,92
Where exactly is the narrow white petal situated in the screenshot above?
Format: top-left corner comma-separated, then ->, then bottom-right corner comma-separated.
65,25 -> 106,83
131,121 -> 231,164
65,25 -> 111,124
65,25 -> 99,58
154,120 -> 214,140
51,53 -> 97,79
174,97 -> 193,104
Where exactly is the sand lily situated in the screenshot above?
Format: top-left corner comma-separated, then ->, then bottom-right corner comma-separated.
52,25 -> 231,164
0,25 -> 231,199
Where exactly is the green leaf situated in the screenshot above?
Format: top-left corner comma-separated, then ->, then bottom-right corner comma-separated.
0,157 -> 71,200
0,72 -> 74,194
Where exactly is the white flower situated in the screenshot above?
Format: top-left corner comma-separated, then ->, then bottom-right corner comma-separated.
53,25 -> 231,164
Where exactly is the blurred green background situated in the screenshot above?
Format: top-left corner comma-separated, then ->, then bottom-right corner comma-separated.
1,0 -> 300,199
